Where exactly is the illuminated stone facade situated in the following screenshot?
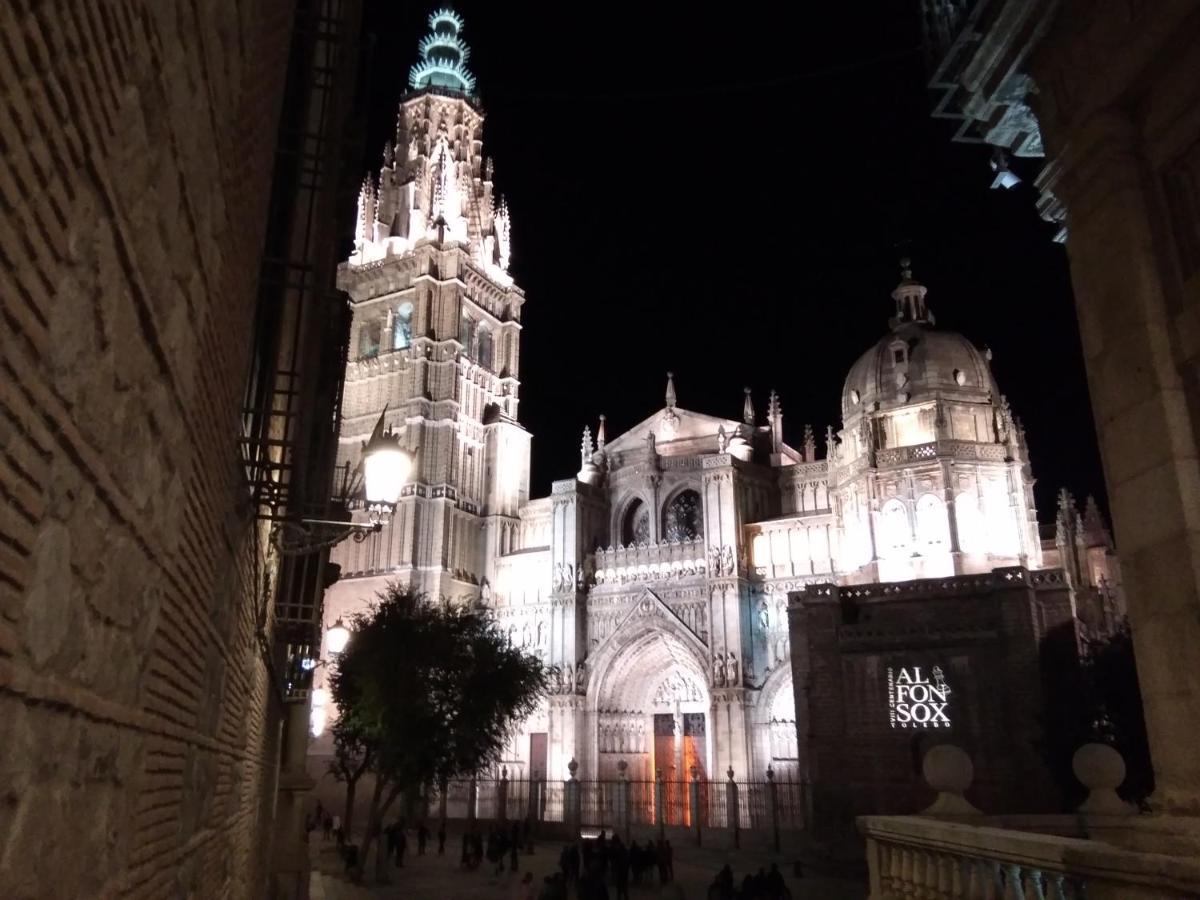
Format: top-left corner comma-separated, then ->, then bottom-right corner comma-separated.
312,10 -> 1110,794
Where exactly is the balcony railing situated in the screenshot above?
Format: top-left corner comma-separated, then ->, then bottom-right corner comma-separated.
874,440 -> 1008,467
594,538 -> 707,586
859,815 -> 1200,900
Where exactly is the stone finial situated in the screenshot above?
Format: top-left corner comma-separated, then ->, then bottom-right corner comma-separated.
665,372 -> 677,410
689,765 -> 699,781
567,758 -> 579,779
617,759 -> 628,779
802,424 -> 816,462
743,387 -> 755,425
765,765 -> 775,782
920,745 -> 982,817
581,426 -> 594,466
767,391 -> 783,453
597,414 -> 607,450
501,765 -> 508,780
727,767 -> 735,782
1073,743 -> 1135,815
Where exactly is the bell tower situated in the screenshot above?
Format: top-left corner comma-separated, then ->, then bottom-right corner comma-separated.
333,8 -> 530,602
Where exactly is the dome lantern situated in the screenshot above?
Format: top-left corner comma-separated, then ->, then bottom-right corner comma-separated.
889,258 -> 935,329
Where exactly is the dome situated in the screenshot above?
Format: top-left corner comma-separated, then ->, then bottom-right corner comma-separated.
840,266 -> 998,419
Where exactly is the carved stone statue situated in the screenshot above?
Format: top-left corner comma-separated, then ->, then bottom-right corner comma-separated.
725,651 -> 739,687
575,662 -> 587,692
721,545 -> 735,576
757,600 -> 769,631
717,424 -> 728,453
563,664 -> 573,692
549,666 -> 560,692
713,657 -> 726,688
707,545 -> 721,574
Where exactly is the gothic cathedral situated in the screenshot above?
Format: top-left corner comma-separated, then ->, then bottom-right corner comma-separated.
317,9 -> 1096,789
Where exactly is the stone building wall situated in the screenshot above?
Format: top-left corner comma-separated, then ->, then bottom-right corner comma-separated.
1,3 -> 296,898
1028,0 -> 1200,817
787,569 -> 1075,839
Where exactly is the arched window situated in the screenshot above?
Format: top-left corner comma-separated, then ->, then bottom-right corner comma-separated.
622,499 -> 650,545
476,325 -> 494,370
915,493 -> 949,549
393,301 -> 413,350
662,490 -> 703,541
955,492 -> 983,553
358,318 -> 381,359
982,478 -> 1019,556
878,499 -> 911,558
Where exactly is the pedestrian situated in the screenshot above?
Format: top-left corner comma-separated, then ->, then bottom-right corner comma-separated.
472,830 -> 484,869
509,822 -> 520,872
767,862 -> 790,899
611,835 -> 629,900
663,838 -> 675,882
417,820 -> 428,855
437,820 -> 447,855
655,838 -> 667,884
461,830 -> 471,869
394,823 -> 407,868
322,813 -> 332,841
516,870 -> 536,900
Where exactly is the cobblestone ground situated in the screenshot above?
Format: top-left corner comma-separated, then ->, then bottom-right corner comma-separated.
311,829 -> 865,900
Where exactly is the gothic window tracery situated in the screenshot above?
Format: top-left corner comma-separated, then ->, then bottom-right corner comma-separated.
622,499 -> 650,545
358,318 -> 381,359
393,301 -> 413,350
476,325 -> 494,370
662,490 -> 703,542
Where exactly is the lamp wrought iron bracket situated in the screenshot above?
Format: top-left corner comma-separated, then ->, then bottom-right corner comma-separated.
270,508 -> 390,556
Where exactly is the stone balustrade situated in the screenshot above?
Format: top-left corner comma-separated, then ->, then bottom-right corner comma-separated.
859,814 -> 1200,900
593,538 -> 707,585
874,440 -> 1008,467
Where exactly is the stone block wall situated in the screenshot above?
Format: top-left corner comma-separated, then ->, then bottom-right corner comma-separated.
787,570 -> 1076,839
1,2 -> 295,897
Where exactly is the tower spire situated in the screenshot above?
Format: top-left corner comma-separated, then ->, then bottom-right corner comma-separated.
596,414 -> 607,450
743,387 -> 755,426
409,8 -> 477,95
665,372 -> 677,410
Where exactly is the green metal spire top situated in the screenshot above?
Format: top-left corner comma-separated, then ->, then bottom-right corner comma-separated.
408,8 -> 476,95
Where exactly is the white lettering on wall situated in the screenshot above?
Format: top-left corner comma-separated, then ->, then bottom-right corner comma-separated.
887,665 -> 952,729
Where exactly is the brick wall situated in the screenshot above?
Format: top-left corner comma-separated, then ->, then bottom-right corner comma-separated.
0,2 -> 296,897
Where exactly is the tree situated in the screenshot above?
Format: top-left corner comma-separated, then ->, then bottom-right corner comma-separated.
327,585 -> 546,880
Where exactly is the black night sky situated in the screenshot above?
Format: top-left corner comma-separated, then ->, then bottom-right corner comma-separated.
357,1 -> 1107,523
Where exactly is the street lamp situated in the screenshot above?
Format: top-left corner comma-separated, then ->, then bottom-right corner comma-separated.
325,617 -> 351,656
270,409 -> 412,555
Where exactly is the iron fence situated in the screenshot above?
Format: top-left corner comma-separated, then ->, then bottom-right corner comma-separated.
429,775 -> 809,833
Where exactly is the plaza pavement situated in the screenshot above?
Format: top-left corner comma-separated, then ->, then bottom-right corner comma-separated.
310,828 -> 866,900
